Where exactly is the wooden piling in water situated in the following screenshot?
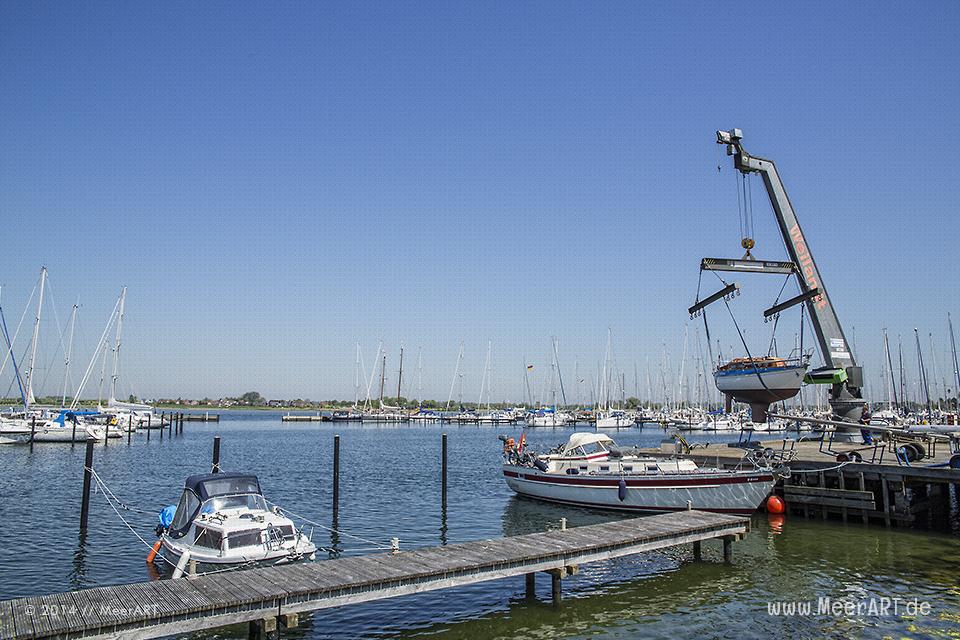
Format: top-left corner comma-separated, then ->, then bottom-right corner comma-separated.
212,436 -> 221,473
147,415 -> 151,441
550,569 -> 562,606
30,417 -> 35,451
693,540 -> 702,561
525,573 -> 536,599
441,432 -> 448,508
79,439 -> 94,535
722,536 -> 733,563
128,415 -> 133,445
333,434 -> 340,521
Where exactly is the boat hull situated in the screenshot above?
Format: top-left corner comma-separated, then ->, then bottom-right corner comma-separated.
503,465 -> 774,514
714,365 -> 806,403
158,537 -> 314,568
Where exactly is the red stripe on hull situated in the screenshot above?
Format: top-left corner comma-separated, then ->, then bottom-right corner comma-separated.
512,493 -> 757,515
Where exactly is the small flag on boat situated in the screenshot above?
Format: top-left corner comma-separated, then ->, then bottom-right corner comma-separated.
518,432 -> 526,450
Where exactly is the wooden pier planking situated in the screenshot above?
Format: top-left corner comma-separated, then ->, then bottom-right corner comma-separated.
0,510 -> 747,640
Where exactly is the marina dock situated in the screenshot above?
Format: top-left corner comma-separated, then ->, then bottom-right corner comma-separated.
280,414 -> 329,422
0,510 -> 747,640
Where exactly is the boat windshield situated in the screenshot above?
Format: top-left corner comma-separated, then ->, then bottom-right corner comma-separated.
201,493 -> 268,514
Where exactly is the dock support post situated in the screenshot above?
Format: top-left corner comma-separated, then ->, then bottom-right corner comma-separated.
128,415 -> 133,445
159,414 -> 164,440
168,413 -> 173,437
881,478 -> 892,527
212,436 -> 221,473
550,569 -> 562,607
30,417 -> 36,451
525,572 -> 536,599
722,536 -> 733,563
333,434 -> 340,521
279,613 -> 299,630
693,540 -> 702,561
248,617 -> 278,640
179,412 -> 184,434
441,433 -> 448,508
79,439 -> 95,535
147,415 -> 151,441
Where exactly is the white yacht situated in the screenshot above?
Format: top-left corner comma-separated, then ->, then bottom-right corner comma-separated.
502,433 -> 784,514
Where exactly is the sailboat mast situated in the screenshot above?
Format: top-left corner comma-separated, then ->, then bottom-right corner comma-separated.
354,342 -> 361,407
523,356 -> 533,408
61,300 -> 78,408
950,313 -> 960,411
445,341 -> 463,411
24,266 -> 47,412
109,287 -> 126,403
396,346 -> 404,406
883,329 -> 898,411
915,328 -> 933,421
898,335 -> 905,413
929,333 -> 943,411
416,347 -> 423,408
379,353 -> 386,408
552,337 -> 567,407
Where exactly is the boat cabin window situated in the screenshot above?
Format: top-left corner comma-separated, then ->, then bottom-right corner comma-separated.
170,490 -> 201,533
201,494 -> 267,514
567,441 -> 609,457
226,529 -> 263,549
599,465 -> 610,472
199,476 -> 261,499
194,526 -> 223,550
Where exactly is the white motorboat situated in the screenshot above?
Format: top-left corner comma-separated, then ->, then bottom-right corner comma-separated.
479,411 -> 515,424
502,432 -> 783,514
156,472 -> 316,573
528,409 -> 568,427
595,410 -> 635,429
408,410 -> 442,423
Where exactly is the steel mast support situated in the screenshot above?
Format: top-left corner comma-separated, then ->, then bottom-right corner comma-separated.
716,129 -> 866,430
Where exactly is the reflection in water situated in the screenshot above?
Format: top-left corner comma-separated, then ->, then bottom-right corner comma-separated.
439,505 -> 448,547
500,495 -> 630,538
328,515 -> 341,559
69,532 -> 88,591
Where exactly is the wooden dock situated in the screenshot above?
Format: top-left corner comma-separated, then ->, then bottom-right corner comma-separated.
280,414 -> 328,422
181,413 -> 219,422
0,510 -> 747,640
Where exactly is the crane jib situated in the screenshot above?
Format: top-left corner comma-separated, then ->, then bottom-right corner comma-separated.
788,224 -> 827,311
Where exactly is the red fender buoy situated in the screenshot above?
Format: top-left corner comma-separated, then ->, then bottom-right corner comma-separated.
146,540 -> 162,564
766,495 -> 785,514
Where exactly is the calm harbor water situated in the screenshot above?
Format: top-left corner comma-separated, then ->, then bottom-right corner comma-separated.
1,411 -> 958,639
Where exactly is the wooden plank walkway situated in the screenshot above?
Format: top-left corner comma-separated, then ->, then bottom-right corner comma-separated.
0,510 -> 747,640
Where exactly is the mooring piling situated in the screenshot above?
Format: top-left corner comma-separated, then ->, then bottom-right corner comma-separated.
212,436 -> 221,473
79,439 -> 95,535
147,415 -> 151,441
128,415 -> 133,445
441,432 -> 448,508
30,417 -> 36,451
332,434 -> 340,522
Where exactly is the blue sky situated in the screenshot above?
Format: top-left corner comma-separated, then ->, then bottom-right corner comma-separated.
1,2 -> 958,403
